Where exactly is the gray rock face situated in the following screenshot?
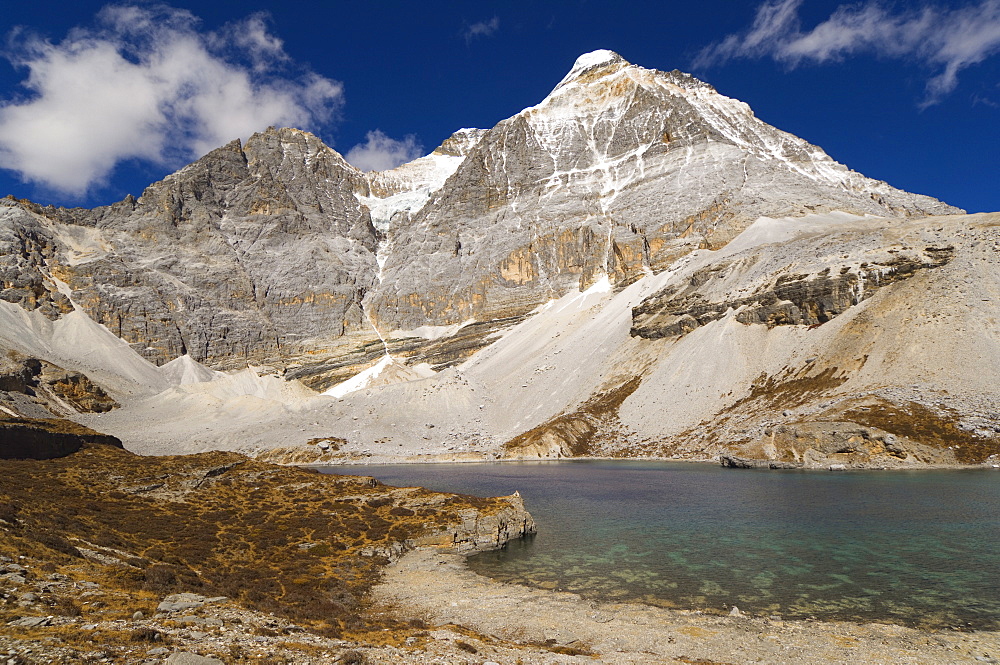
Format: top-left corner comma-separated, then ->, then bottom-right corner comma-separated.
156,593 -> 228,613
366,51 -> 959,331
413,492 -> 537,554
0,417 -> 123,460
164,653 -> 224,665
6,616 -> 52,627
720,454 -> 800,469
0,355 -> 118,417
0,51 -> 961,387
0,202 -> 73,319
5,128 -> 379,371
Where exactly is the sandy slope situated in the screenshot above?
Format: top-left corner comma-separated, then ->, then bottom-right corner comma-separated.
0,301 -> 168,400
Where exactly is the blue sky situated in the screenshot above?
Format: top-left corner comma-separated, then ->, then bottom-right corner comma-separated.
1,1 -> 998,212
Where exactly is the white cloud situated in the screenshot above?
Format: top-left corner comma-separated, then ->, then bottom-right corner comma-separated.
0,5 -> 343,196
695,0 -> 1000,105
345,130 -> 423,172
464,17 -> 500,43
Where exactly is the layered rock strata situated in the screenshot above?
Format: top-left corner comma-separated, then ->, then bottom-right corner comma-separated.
631,244 -> 955,338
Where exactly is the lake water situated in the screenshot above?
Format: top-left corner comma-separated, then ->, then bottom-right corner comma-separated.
317,460 -> 1000,629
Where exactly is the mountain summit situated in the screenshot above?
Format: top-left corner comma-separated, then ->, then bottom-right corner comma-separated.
552,49 -> 629,89
0,51 -> 960,376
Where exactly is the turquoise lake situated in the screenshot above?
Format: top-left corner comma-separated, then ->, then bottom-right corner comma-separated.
318,460 -> 1000,629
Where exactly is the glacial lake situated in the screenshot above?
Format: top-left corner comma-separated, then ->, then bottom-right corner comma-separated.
317,460 -> 1000,629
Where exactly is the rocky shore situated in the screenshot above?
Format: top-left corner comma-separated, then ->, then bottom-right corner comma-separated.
374,548 -> 1000,664
260,445 -> 1000,472
6,539 -> 1000,664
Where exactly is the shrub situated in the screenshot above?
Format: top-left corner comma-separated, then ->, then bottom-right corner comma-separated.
31,531 -> 82,558
51,597 -> 82,617
0,502 -> 20,526
340,651 -> 365,665
142,564 -> 177,592
129,627 -> 161,642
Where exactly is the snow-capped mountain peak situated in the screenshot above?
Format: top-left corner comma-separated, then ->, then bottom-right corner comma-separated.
553,49 -> 628,91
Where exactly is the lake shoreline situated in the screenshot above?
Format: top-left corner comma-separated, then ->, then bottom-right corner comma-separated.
300,452 -> 999,471
374,547 -> 1000,664
329,458 -> 1000,637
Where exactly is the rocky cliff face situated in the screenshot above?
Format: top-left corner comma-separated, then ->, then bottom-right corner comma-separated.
0,203 -> 74,319
0,51 -> 959,391
631,240 -> 955,338
4,128 -> 380,375
365,50 -> 958,332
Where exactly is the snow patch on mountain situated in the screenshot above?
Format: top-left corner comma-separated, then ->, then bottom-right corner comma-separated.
553,49 -> 626,92
361,152 -> 465,231
512,50 -> 936,212
324,355 -> 393,398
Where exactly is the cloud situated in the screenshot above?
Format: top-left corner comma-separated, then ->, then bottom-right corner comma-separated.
694,0 -> 1000,105
0,4 -> 343,196
345,130 -> 423,172
464,17 -> 500,43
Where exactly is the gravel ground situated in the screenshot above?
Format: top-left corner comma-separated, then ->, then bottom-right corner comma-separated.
374,548 -> 1000,665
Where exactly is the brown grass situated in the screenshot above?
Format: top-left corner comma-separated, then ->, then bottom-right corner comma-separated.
0,444 -> 517,636
844,400 -> 999,463
734,366 -> 851,412
504,377 -> 643,456
0,416 -> 113,436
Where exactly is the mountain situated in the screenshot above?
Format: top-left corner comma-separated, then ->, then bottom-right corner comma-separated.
3,50 -> 997,469
367,50 -> 956,332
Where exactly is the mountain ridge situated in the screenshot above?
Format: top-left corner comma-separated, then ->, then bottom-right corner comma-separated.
2,51 -> 961,380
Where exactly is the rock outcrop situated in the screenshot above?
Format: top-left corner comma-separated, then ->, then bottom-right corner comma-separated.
416,491 -> 537,554
719,454 -> 800,469
631,243 -> 955,338
0,418 -> 123,459
0,204 -> 74,320
0,355 -> 118,418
